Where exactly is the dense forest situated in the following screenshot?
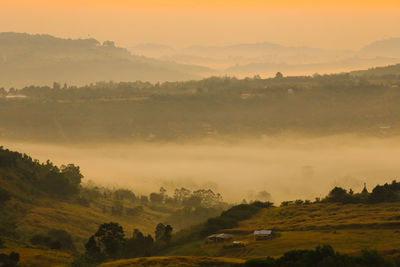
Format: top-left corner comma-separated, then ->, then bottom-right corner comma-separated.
1,65 -> 400,143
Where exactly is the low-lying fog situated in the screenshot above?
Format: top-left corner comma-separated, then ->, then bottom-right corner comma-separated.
2,135 -> 400,203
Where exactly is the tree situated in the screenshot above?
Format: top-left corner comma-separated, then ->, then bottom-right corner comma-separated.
325,187 -> 351,203
150,192 -> 163,203
53,82 -> 61,90
174,188 -> 191,202
60,164 -> 83,193
123,229 -> 154,258
275,72 -> 283,79
369,185 -> 397,203
86,222 -> 125,260
155,223 -> 173,243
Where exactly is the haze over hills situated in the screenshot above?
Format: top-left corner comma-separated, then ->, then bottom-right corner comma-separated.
129,38 -> 400,77
0,32 -> 213,88
1,32 -> 399,89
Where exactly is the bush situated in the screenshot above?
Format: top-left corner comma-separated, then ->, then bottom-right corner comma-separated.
0,251 -> 19,267
0,188 -> 11,205
30,234 -> 61,249
30,229 -> 75,251
48,229 -> 75,251
244,245 -> 394,267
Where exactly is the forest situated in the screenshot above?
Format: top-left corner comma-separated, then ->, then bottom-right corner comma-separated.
1,65 -> 400,143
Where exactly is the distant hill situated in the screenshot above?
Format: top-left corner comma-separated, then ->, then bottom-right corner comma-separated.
128,40 -> 400,76
360,38 -> 400,58
351,63 -> 400,77
0,33 -> 212,88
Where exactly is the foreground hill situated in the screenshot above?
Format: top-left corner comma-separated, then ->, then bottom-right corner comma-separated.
0,147 -> 225,266
0,32 -> 212,88
165,201 -> 400,261
99,256 -> 245,267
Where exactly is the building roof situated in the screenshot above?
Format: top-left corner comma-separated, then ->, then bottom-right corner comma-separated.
254,230 -> 272,235
207,233 -> 234,239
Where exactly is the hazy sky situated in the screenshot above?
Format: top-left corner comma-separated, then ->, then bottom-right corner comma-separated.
1,0 -> 400,49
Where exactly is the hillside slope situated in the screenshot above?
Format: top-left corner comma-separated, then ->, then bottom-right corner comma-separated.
0,147 -> 175,265
0,32 -> 212,88
166,202 -> 400,259
99,256 -> 244,267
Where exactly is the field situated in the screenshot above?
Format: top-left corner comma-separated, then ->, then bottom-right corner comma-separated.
166,203 -> 400,259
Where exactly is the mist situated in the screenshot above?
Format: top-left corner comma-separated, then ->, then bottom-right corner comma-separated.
3,135 -> 400,203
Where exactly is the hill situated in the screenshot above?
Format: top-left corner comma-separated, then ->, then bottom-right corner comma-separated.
360,38 -> 400,58
1,66 -> 400,143
128,40 -> 400,76
165,202 -> 400,260
351,63 -> 400,77
99,256 -> 245,267
0,32 -> 212,88
0,147 -> 226,266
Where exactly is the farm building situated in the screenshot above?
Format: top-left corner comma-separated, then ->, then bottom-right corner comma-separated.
254,230 -> 272,240
206,233 -> 234,243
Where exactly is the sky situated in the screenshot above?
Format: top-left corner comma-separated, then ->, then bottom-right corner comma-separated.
1,0 -> 400,50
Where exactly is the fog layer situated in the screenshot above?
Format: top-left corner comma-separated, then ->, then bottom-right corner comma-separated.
2,136 -> 400,203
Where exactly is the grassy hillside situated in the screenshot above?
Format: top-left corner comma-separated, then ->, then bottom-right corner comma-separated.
166,202 -> 400,259
0,147 -> 225,266
99,256 -> 244,267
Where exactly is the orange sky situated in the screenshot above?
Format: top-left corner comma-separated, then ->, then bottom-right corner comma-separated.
1,0 -> 400,49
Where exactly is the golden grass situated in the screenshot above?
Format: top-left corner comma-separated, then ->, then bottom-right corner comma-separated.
99,256 -> 245,267
0,247 -> 72,267
167,203 -> 400,259
237,203 -> 400,231
17,199 -> 166,241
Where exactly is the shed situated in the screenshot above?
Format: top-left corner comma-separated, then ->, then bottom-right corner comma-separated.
254,230 -> 272,240
207,233 -> 234,243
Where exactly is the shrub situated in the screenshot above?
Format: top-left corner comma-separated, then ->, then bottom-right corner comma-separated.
30,229 -> 75,251
244,245 -> 394,267
0,251 -> 19,267
48,229 -> 75,251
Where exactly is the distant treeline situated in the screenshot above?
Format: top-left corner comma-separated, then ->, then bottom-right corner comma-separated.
1,70 -> 400,142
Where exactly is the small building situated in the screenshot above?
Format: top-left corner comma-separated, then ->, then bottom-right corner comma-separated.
254,230 -> 272,240
207,233 -> 234,243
